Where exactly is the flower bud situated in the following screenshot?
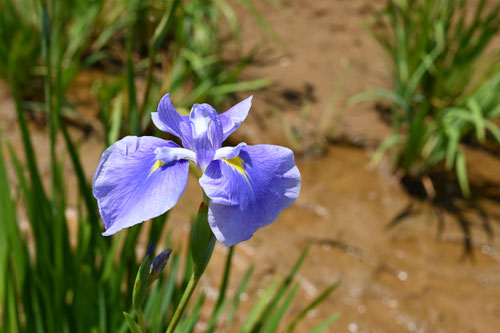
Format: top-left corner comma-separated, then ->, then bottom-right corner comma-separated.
149,248 -> 172,285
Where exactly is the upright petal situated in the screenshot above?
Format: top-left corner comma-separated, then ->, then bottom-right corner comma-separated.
93,136 -> 189,235
152,94 -> 194,149
219,96 -> 252,141
199,144 -> 301,246
190,103 -> 223,170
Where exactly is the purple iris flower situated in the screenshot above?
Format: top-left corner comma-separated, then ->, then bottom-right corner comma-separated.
92,94 -> 301,246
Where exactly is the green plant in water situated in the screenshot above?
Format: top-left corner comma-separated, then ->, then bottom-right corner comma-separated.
354,0 -> 500,196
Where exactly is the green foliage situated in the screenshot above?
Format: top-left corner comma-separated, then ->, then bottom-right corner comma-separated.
0,0 -> 271,138
359,0 -> 500,195
0,1 -> 337,332
0,0 -> 40,89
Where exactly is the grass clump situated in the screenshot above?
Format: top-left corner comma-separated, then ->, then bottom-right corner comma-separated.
356,0 -> 500,196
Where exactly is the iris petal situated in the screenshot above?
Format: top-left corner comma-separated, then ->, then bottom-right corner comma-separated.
190,103 -> 223,170
155,146 -> 196,163
219,96 -> 252,141
93,136 -> 189,235
199,144 -> 301,246
152,94 -> 194,149
214,142 -> 247,160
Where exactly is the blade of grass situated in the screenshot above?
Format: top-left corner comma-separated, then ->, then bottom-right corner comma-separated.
174,292 -> 205,333
239,277 -> 280,333
150,255 -> 181,333
310,314 -> 339,333
285,281 -> 340,333
214,246 -> 234,314
124,311 -> 143,333
261,282 -> 300,333
251,245 -> 311,331
205,298 -> 228,333
456,149 -> 470,197
226,264 -> 254,328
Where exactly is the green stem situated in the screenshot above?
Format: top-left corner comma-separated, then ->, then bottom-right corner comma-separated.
165,273 -> 200,333
214,246 -> 233,311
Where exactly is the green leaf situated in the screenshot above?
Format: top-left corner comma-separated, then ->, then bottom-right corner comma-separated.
123,312 -> 143,333
207,246 -> 234,333
467,98 -> 486,141
262,283 -> 300,333
286,282 -> 340,333
227,264 -> 254,328
109,93 -> 124,144
148,256 -> 180,333
133,244 -> 154,311
239,278 -> 280,333
310,314 -> 339,333
445,126 -> 459,170
175,292 -> 205,333
370,135 -> 403,168
150,0 -> 180,51
485,120 -> 500,142
255,245 -> 311,330
205,298 -> 228,333
211,78 -> 272,96
455,149 -> 471,197
190,203 -> 215,277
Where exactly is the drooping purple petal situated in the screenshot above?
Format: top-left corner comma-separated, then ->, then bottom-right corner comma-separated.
190,103 -> 223,170
93,136 -> 189,235
219,96 -> 252,141
152,94 -> 194,149
199,144 -> 301,246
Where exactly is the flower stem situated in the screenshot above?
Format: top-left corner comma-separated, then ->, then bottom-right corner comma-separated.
165,273 -> 200,333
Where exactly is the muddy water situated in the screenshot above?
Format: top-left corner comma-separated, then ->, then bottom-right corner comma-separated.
247,147 -> 500,333
220,0 -> 500,331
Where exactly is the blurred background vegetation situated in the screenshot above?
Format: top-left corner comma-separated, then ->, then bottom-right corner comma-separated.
1,0 -> 499,332
359,0 -> 500,197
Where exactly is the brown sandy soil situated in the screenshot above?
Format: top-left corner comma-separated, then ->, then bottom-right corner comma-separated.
220,1 -> 500,332
1,0 -> 500,333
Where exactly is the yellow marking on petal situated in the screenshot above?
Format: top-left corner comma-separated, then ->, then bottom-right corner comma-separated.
223,156 -> 251,185
148,160 -> 165,177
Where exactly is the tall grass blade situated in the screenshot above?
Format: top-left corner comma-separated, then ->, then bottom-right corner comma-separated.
124,312 -> 143,333
226,264 -> 254,328
253,244 -> 311,330
285,282 -> 340,333
239,278 -> 280,333
261,283 -> 300,333
310,314 -> 339,333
